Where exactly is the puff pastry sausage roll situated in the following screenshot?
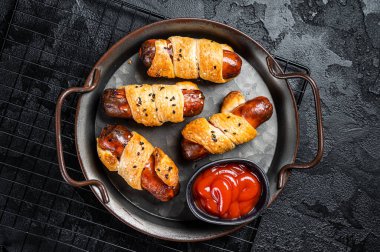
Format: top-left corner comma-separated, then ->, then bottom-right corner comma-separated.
181,91 -> 273,160
97,125 -> 179,201
139,36 -> 242,83
102,82 -> 205,127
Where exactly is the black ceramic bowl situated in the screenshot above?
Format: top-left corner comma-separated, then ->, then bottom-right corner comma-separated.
186,158 -> 270,225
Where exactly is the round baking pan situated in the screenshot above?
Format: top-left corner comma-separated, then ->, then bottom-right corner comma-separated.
55,18 -> 323,241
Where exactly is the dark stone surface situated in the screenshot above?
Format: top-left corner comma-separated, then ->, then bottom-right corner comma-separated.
0,0 -> 379,251
134,0 -> 380,250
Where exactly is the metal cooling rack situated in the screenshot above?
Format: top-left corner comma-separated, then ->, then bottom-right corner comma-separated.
0,0 -> 309,251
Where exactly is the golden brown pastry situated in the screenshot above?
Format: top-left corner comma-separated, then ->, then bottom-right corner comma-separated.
181,91 -> 273,160
97,125 -> 179,201
220,91 -> 246,113
139,36 -> 242,83
147,39 -> 175,78
102,82 -> 204,127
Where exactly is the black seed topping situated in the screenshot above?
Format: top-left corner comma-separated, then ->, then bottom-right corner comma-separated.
142,147 -> 145,150
224,129 -> 228,132
143,108 -> 147,112
165,96 -> 168,99
213,65 -> 216,69
133,165 -> 137,168
137,152 -> 140,156
227,116 -> 231,119
238,123 -> 241,127
157,168 -> 160,171
172,104 -> 176,106
179,48 -> 182,52
172,110 -> 176,114
168,166 -> 173,171
135,85 -> 139,88
233,132 -> 237,135
160,87 -> 165,90
211,130 -> 215,133
155,108 -> 158,111
177,58 -> 180,61
145,113 -> 148,117
211,133 -> 217,142
140,142 -> 144,145
165,174 -> 169,179
137,97 -> 142,106
152,94 -> 155,99
179,53 -> 182,58
148,93 -> 152,96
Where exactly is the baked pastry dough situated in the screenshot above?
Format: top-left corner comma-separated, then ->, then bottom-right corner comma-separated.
170,36 -> 198,79
181,117 -> 235,154
97,131 -> 179,191
220,91 -> 246,113
209,113 -> 257,145
147,39 -> 175,78
181,93 -> 259,155
96,139 -> 119,171
123,82 -> 199,126
118,132 -> 155,190
153,148 -> 178,187
148,36 -> 234,83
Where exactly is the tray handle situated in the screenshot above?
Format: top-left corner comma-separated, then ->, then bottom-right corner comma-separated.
55,69 -> 110,203
266,57 -> 324,189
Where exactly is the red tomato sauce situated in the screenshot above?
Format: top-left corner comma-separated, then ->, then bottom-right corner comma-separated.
192,163 -> 262,219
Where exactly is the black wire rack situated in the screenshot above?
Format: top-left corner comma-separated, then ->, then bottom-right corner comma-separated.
0,0 -> 309,251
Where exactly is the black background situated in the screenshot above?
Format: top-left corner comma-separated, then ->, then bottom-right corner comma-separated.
0,0 -> 379,251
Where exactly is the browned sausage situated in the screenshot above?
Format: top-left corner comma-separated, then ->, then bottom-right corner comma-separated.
103,89 -> 133,119
231,96 -> 273,128
98,125 -> 178,201
182,89 -> 205,117
139,39 -> 242,79
222,50 -> 242,79
102,88 -> 205,118
181,96 -> 273,160
98,125 -> 133,158
181,138 -> 209,161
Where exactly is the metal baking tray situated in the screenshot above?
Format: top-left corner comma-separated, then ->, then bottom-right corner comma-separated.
55,18 -> 323,241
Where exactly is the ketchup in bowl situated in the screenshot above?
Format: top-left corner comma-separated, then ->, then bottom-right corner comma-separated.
192,162 -> 262,219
